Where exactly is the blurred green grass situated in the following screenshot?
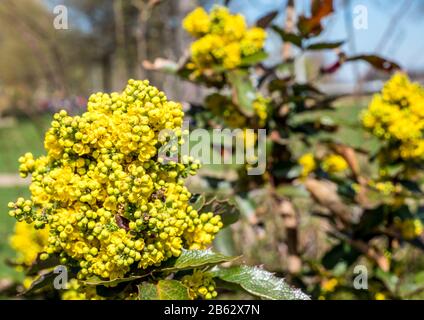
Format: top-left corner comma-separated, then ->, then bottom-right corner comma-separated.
0,115 -> 50,280
0,186 -> 29,281
0,116 -> 50,173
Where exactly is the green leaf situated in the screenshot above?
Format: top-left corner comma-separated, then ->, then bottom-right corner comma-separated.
161,249 -> 239,272
227,70 -> 256,117
83,274 -> 149,286
306,41 -> 344,50
240,51 -> 268,66
375,269 -> 399,293
213,226 -> 238,257
271,26 -> 303,48
20,271 -> 57,296
137,282 -> 158,300
137,280 -> 190,300
211,265 -> 310,300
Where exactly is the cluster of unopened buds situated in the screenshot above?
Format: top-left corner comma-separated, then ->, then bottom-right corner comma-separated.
8,79 -> 223,286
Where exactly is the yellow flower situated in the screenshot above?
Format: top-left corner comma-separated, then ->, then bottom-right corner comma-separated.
322,278 -> 338,293
322,154 -> 348,173
10,221 -> 49,266
299,153 -> 316,177
375,292 -> 386,300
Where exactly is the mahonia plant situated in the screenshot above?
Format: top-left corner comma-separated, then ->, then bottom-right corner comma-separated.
9,79 -> 222,281
149,2 -> 424,301
6,80 -> 308,301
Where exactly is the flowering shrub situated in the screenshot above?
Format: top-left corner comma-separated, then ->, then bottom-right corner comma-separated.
9,79 -> 222,281
5,80 -> 308,300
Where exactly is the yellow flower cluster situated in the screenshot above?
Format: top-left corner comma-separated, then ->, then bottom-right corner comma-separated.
252,94 -> 269,127
361,73 -> 424,161
8,79 -> 223,281
10,221 -> 49,266
321,154 -> 348,173
183,6 -> 266,72
182,270 -> 217,300
394,218 -> 423,240
205,93 -> 268,129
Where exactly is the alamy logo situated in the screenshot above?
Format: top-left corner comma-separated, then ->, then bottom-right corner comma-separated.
353,4 -> 368,30
53,5 -> 69,30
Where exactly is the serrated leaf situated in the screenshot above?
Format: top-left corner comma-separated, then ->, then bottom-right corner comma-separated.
211,265 -> 309,300
137,282 -> 158,300
161,249 -> 239,272
137,280 -> 190,300
227,70 -> 256,117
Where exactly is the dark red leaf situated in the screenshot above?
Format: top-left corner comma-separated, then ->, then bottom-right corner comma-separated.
297,0 -> 334,37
